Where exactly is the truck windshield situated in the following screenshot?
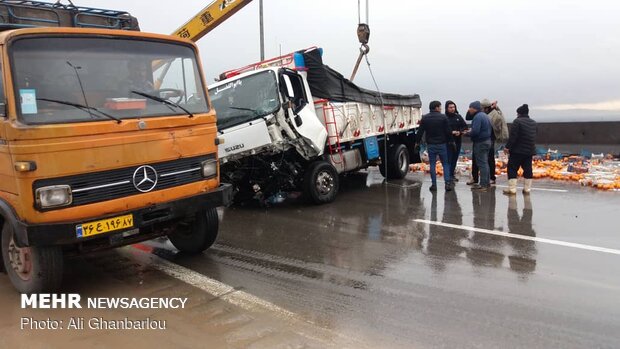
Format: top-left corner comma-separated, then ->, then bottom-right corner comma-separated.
11,37 -> 209,124
209,70 -> 280,130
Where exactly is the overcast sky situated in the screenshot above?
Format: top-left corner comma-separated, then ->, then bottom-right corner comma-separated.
80,0 -> 620,121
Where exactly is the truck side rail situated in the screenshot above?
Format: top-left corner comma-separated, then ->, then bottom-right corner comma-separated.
314,99 -> 420,144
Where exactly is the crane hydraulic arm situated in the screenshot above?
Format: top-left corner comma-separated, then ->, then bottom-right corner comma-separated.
152,0 -> 253,88
172,0 -> 253,42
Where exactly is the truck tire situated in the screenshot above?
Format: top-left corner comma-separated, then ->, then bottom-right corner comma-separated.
304,161 -> 339,204
1,224 -> 63,293
168,208 -> 219,254
380,144 -> 410,179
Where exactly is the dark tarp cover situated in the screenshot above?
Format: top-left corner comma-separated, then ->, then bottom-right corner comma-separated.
302,48 -> 421,108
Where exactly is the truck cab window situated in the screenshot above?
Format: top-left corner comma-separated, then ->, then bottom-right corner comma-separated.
0,62 -> 5,117
154,57 -> 203,105
209,70 -> 280,129
10,37 -> 209,124
279,70 -> 307,114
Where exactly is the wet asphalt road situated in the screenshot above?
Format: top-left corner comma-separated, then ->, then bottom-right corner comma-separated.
2,169 -> 620,348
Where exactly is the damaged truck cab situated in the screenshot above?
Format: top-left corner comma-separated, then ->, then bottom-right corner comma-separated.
210,47 -> 422,205
210,66 -> 329,204
212,67 -> 327,163
0,2 -> 232,293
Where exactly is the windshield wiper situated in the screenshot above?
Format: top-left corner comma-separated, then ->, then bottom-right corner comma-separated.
66,61 -> 96,120
229,106 -> 257,113
37,98 -> 122,123
229,106 -> 261,117
131,90 -> 194,118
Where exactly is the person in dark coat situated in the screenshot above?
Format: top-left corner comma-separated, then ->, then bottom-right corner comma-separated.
464,101 -> 492,191
415,100 -> 454,192
465,109 -> 479,185
503,104 -> 537,195
445,100 -> 468,183
468,98 -> 507,185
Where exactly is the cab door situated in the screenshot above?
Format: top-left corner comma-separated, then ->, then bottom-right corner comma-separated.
0,59 -> 18,195
278,68 -> 327,156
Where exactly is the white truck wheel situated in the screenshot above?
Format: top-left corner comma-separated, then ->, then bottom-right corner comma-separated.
303,161 -> 339,204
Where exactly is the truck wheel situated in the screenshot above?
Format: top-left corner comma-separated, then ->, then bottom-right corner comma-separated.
380,144 -> 410,179
1,224 -> 63,293
304,161 -> 339,204
168,208 -> 219,254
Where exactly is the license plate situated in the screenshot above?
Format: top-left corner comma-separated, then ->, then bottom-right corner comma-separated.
76,214 -> 134,238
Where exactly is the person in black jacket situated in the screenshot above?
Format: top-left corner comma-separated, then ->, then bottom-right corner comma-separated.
416,101 -> 453,191
503,104 -> 537,195
445,100 -> 468,183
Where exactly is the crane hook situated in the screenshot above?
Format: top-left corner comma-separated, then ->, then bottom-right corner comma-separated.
350,24 -> 370,81
357,23 -> 370,45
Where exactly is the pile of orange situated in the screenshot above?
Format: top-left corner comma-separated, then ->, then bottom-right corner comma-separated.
409,156 -> 620,191
409,162 -> 444,176
532,158 -> 619,190
529,160 -> 584,181
595,182 -> 620,190
409,163 -> 428,173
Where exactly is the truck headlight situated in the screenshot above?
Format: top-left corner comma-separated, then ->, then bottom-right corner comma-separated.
35,185 -> 72,208
201,159 -> 218,178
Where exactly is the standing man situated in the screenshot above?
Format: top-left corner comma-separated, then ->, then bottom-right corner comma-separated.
445,100 -> 468,183
482,98 -> 509,184
416,100 -> 453,192
465,109 -> 479,186
464,101 -> 492,191
503,104 -> 537,195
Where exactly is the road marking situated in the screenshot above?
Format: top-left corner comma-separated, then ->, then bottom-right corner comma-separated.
494,184 -> 568,193
423,179 -> 569,192
127,244 -> 298,317
385,181 -> 421,189
124,245 -> 368,348
414,219 -> 620,255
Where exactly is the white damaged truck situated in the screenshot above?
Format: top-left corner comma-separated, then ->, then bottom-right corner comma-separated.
209,47 -> 422,204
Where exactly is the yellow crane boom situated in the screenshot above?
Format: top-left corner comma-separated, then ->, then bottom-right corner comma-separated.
153,0 -> 253,88
172,0 -> 254,42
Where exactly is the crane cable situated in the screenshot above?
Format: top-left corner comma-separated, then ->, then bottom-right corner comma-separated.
363,52 -> 390,180
352,1 -> 389,178
350,0 -> 370,81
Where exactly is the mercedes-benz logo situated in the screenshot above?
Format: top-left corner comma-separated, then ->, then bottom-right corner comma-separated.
132,165 -> 158,193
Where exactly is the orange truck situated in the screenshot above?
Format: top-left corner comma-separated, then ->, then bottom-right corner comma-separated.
0,1 -> 232,293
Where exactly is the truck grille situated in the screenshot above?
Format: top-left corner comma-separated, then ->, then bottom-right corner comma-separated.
33,155 -> 214,210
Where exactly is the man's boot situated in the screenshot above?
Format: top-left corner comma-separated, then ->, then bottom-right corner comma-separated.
523,178 -> 533,195
503,178 -> 517,195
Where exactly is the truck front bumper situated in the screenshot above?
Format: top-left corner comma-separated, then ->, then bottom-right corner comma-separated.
14,183 -> 233,248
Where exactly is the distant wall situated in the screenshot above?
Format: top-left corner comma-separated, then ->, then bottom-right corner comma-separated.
461,121 -> 620,155
534,121 -> 620,145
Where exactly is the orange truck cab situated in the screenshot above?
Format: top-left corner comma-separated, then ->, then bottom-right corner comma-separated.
0,1 -> 232,293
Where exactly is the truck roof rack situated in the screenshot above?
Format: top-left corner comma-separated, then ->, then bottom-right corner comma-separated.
0,0 -> 139,31
219,46 -> 318,80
